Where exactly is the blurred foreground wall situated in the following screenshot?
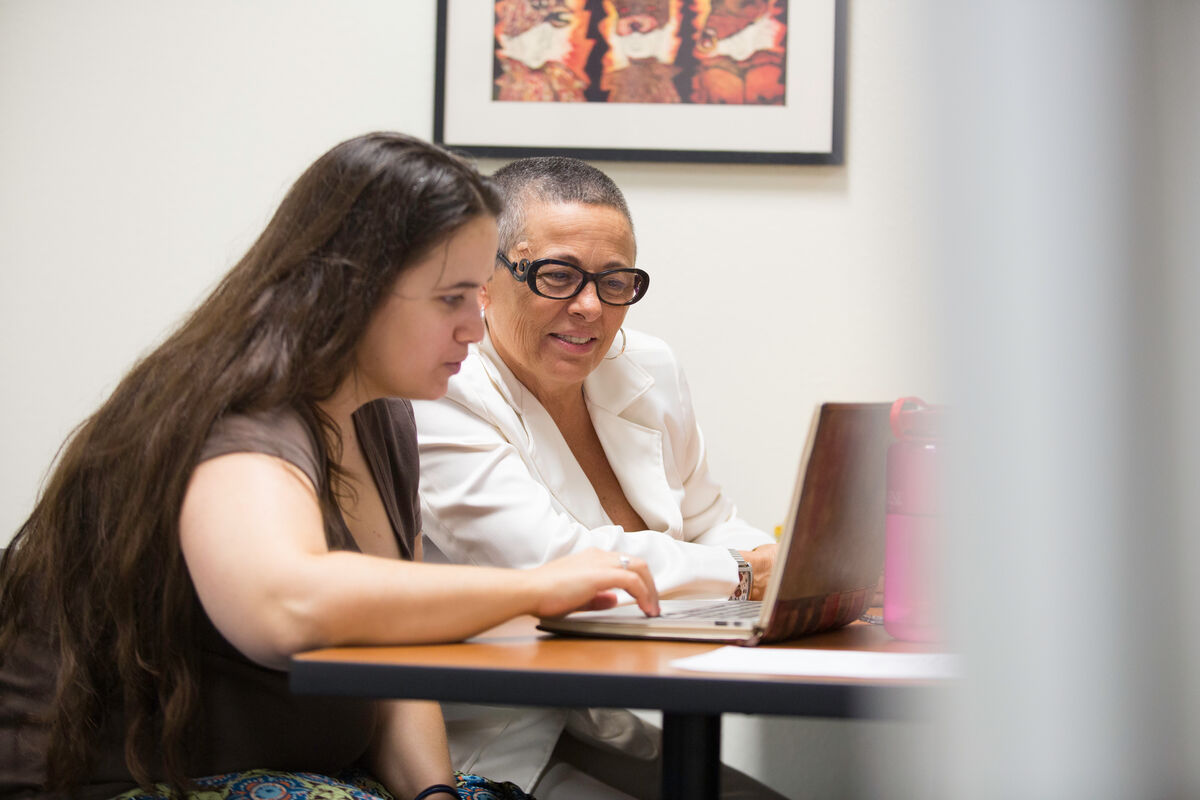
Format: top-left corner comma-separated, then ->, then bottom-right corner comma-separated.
885,3 -> 1200,798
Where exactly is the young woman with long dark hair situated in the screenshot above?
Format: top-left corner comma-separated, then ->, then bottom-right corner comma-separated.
0,132 -> 657,800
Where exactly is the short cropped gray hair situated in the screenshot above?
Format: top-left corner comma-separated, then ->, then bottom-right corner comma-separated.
491,157 -> 635,255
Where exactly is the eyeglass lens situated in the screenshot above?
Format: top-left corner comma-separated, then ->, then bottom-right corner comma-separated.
532,263 -> 646,305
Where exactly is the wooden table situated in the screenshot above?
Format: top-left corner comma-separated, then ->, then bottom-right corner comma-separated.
291,617 -> 943,799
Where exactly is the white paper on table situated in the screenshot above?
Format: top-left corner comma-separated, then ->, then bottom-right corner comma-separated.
670,646 -> 960,680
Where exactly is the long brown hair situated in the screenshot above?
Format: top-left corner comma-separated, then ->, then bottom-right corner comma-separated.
0,132 -> 501,791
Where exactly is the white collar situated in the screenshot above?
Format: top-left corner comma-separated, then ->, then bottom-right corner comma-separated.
475,329 -> 653,417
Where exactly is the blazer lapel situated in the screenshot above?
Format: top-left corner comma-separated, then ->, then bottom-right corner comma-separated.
477,333 -> 681,535
585,357 -> 682,535
478,335 -> 612,528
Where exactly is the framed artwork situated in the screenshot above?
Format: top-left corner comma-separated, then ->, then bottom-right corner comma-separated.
433,0 -> 846,165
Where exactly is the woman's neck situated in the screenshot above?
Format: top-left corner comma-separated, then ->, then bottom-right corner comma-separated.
533,382 -> 588,424
500,355 -> 588,421
316,378 -> 369,468
485,326 -> 587,420
315,380 -> 403,559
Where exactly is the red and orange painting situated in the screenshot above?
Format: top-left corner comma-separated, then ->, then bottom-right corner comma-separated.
492,0 -> 787,104
598,0 -> 684,103
494,0 -> 594,101
692,0 -> 786,104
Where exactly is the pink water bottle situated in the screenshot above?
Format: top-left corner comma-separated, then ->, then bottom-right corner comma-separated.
883,397 -> 943,642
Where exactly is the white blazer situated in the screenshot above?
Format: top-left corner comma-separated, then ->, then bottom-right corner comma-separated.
414,328 -> 774,595
412,329 -> 773,789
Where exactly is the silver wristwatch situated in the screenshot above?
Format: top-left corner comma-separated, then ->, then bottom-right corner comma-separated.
728,549 -> 752,601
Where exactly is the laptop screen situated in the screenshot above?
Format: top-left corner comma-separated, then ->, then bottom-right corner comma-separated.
757,402 -> 891,640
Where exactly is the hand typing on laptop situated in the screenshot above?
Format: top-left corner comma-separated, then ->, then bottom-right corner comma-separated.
528,548 -> 660,619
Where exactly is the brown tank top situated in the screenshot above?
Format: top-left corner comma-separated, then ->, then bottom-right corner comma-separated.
0,398 -> 419,798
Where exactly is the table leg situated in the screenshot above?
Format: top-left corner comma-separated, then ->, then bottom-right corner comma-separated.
661,711 -> 721,800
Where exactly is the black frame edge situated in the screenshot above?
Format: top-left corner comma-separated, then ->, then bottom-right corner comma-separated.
431,0 -> 848,166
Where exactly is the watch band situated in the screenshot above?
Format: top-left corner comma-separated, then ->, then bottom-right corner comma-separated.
728,549 -> 752,601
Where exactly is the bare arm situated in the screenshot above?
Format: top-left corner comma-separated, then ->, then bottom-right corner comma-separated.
366,700 -> 454,800
179,452 -> 658,670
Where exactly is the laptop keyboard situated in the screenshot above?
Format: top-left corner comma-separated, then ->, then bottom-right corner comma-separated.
661,601 -> 762,621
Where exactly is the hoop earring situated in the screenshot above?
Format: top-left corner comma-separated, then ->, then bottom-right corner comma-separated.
605,328 -> 627,360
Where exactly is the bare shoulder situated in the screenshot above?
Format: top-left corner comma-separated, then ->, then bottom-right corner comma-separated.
180,452 -> 326,556
187,451 -> 318,498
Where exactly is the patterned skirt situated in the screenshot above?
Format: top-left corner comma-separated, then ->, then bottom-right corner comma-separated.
111,768 -> 533,800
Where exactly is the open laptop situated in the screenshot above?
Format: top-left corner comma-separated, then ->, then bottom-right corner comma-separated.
537,402 -> 892,645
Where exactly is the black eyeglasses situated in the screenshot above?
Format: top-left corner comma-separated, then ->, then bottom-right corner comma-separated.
496,252 -> 650,306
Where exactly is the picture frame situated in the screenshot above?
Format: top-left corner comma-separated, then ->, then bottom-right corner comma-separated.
433,0 -> 846,165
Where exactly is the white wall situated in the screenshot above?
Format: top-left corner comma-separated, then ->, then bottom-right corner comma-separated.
0,0 -> 441,539
0,2 -> 937,796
